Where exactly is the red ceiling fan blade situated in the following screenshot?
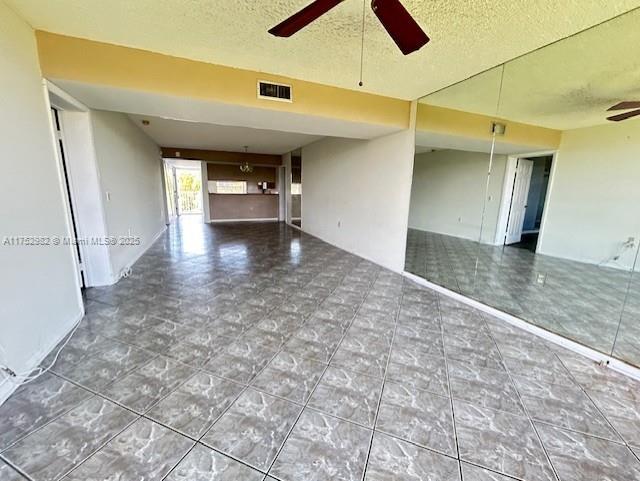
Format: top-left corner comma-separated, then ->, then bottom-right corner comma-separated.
371,0 -> 430,55
269,0 -> 345,37
607,101 -> 640,111
607,109 -> 640,122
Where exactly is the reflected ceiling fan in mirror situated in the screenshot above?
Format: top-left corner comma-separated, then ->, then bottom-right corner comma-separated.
268,0 -> 430,56
606,101 -> 640,122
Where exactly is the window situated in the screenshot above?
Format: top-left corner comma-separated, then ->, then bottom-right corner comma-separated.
210,180 -> 247,194
291,183 -> 302,195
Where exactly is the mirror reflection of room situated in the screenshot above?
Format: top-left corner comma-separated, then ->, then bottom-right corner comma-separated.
406,147 -> 498,293
407,8 -> 640,367
615,273 -> 640,364
407,65 -> 504,294
504,155 -> 552,251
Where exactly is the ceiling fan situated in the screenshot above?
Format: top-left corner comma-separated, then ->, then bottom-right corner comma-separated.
268,0 -> 430,55
606,101 -> 640,122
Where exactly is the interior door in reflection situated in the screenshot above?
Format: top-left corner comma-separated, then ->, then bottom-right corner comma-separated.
505,158 -> 533,245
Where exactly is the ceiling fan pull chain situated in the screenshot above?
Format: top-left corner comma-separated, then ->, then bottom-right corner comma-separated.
358,0 -> 366,87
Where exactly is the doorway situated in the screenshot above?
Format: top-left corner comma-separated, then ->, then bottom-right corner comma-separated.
164,159 -> 203,218
502,154 -> 553,252
47,82 -> 113,287
50,107 -> 85,288
176,168 -> 203,215
291,153 -> 302,227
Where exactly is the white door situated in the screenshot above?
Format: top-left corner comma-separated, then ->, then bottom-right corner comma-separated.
505,158 -> 534,244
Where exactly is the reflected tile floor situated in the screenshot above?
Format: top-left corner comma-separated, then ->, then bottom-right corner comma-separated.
1,217 -> 640,481
405,228 -> 639,365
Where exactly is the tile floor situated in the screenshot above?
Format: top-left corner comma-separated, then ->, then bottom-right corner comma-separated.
1,217 -> 640,481
405,228 -> 640,367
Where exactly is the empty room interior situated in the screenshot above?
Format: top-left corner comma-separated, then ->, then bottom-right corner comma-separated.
1,1 -> 640,481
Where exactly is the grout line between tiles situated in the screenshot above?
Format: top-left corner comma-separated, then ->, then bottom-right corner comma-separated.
0,453 -> 36,481
481,313 -> 562,481
9,222 -> 640,481
360,282 -> 405,480
551,351 -> 640,461
263,269 -> 383,479
459,459 -> 530,481
160,262 -> 365,480
50,411 -> 141,481
0,385 -> 95,456
42,275 -> 310,480
436,293 -> 464,481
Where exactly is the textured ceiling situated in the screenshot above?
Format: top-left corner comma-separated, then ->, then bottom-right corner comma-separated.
128,114 -> 322,154
421,8 -> 640,130
8,0 -> 640,100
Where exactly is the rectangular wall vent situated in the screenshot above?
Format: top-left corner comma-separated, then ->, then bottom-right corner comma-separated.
257,81 -> 293,102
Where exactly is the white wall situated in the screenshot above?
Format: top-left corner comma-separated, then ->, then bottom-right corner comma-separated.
90,110 -> 166,277
302,129 -> 415,272
408,149 -> 507,244
0,3 -> 83,403
538,121 -> 640,268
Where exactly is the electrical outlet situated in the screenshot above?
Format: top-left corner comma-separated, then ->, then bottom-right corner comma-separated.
536,274 -> 546,285
337,221 -> 341,228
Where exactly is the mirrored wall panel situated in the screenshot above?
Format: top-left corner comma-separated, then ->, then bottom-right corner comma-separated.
408,66 -> 504,294
408,9 -> 640,367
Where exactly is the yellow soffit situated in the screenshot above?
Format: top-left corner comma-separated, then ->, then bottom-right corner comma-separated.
36,31 -> 411,129
417,103 -> 561,149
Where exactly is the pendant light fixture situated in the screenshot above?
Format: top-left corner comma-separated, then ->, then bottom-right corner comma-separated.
239,146 -> 254,173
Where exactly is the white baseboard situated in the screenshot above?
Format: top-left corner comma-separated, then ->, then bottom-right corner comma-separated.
210,218 -> 279,223
0,307 -> 85,406
403,271 -> 640,382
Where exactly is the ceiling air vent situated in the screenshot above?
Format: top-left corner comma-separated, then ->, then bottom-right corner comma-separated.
258,81 -> 293,102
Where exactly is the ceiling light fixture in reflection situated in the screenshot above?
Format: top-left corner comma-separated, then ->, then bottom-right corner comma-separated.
240,162 -> 253,173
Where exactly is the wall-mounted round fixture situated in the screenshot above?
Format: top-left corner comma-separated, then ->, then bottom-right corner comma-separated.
491,122 -> 506,136
141,119 -> 150,126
